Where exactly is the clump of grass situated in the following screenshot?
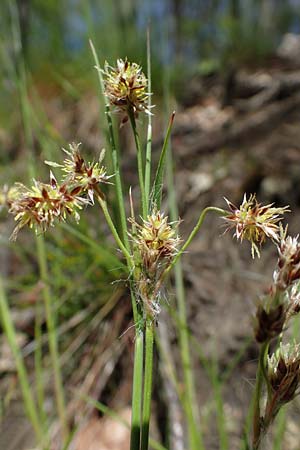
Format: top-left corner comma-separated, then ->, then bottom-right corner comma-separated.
3,34 -> 300,450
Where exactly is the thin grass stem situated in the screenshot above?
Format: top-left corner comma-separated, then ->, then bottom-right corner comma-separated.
210,353 -> 229,450
36,236 -> 69,440
166,119 -> 205,450
34,307 -> 47,428
89,39 -> 129,249
252,341 -> 269,450
10,2 -> 68,439
128,108 -> 147,218
0,277 -> 44,444
144,27 -> 152,212
97,196 -> 133,268
163,206 -> 227,280
130,331 -> 144,450
151,111 -> 175,209
141,320 -> 154,450
83,396 -> 167,450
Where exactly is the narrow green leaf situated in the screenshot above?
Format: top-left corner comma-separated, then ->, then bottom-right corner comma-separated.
151,111 -> 175,210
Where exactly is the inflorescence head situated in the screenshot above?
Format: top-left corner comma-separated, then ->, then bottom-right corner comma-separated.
102,58 -> 151,123
267,342 -> 300,419
223,194 -> 289,258
9,173 -> 87,240
132,209 -> 180,275
130,209 -> 180,318
8,143 -> 112,239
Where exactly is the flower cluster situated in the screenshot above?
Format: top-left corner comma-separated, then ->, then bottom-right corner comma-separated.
223,194 -> 289,258
9,173 -> 87,240
47,143 -> 113,203
266,342 -> 300,421
254,300 -> 286,343
102,58 -> 151,122
274,232 -> 300,290
254,230 -> 300,342
8,144 -> 112,239
135,211 -> 180,273
130,210 -> 180,317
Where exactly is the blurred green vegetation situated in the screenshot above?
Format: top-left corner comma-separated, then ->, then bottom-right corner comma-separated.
1,0 -> 300,335
1,2 -> 300,446
1,0 -> 300,121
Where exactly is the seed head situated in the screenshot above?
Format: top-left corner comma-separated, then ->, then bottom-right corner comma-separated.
102,58 -> 151,121
130,210 -> 180,318
274,231 -> 300,290
267,342 -> 300,409
132,210 -> 180,274
254,301 -> 286,343
9,173 -> 87,240
223,194 -> 289,258
46,143 -> 113,202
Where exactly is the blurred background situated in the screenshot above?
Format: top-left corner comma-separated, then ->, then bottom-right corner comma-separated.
2,1 -> 300,449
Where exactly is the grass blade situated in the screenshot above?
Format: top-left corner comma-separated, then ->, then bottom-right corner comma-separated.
0,276 -> 44,444
151,111 -> 175,210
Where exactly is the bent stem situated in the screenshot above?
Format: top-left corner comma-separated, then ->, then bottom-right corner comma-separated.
161,206 -> 227,284
97,196 -> 133,269
141,319 -> 155,450
252,341 -> 270,450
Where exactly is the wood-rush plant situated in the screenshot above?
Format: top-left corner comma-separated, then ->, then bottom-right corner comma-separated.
3,43 -> 300,450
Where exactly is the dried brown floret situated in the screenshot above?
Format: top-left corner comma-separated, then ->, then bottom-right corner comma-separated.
266,343 -> 300,421
274,231 -> 300,289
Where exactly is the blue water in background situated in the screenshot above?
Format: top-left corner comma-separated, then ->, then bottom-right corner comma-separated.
59,0 -> 300,65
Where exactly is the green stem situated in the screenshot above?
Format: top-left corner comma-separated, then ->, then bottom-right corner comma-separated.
166,125 -> 204,450
141,320 -> 154,450
128,108 -> 147,218
34,302 -> 47,428
144,27 -> 152,213
98,196 -> 133,268
0,277 -> 44,444
89,40 -> 129,249
162,207 -> 227,283
130,331 -> 144,450
11,6 -> 68,439
175,261 -> 205,450
252,341 -> 269,450
98,195 -> 144,449
36,236 -> 69,441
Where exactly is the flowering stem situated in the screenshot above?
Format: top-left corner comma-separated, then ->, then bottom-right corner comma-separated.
163,206 -> 227,280
99,194 -> 145,447
89,40 -> 130,249
128,108 -> 147,219
130,331 -> 144,450
98,196 -> 133,269
252,341 -> 269,450
166,139 -> 205,450
0,277 -> 44,445
36,235 -> 69,441
144,27 -> 152,213
141,319 -> 154,450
